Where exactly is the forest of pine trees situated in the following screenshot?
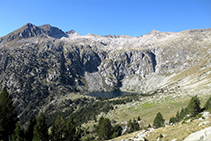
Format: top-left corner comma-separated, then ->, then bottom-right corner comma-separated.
0,87 -> 78,141
1,86 -> 211,141
0,87 -> 129,141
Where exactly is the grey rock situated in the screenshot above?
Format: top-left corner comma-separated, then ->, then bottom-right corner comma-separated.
0,23 -> 211,125
0,23 -> 67,43
183,126 -> 211,141
157,137 -> 161,141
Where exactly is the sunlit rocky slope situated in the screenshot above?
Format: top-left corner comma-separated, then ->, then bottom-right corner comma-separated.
0,23 -> 211,123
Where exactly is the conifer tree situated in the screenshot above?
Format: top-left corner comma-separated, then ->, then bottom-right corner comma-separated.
204,95 -> 211,110
51,116 -> 66,141
96,116 -> 113,140
175,111 -> 180,122
25,114 -> 36,141
179,108 -> 186,119
12,122 -> 24,141
127,119 -> 140,133
66,115 -> 76,141
187,95 -> 201,117
33,113 -> 49,141
127,119 -> 133,133
112,125 -> 122,138
169,116 -> 176,124
153,112 -> 165,128
0,87 -> 17,141
132,119 -> 139,131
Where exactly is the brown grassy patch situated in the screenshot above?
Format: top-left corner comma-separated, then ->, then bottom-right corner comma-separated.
145,117 -> 211,141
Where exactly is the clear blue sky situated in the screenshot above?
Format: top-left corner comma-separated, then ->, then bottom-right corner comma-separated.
0,0 -> 210,37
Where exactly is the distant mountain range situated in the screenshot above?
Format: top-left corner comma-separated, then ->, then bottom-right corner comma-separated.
0,23 -> 211,124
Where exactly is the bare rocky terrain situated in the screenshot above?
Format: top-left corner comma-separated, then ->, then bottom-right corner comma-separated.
0,23 -> 211,125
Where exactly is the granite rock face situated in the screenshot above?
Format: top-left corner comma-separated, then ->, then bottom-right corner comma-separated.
0,23 -> 211,123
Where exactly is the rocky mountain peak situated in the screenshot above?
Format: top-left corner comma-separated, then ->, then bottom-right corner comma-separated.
38,24 -> 67,38
39,24 -> 51,28
24,22 -> 35,28
0,23 -> 68,44
148,29 -> 163,35
0,23 -> 41,43
66,29 -> 77,34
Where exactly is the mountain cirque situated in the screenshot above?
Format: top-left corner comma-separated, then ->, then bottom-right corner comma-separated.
0,23 -> 211,123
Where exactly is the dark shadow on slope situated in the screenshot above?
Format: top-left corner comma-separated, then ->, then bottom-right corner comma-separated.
149,51 -> 157,72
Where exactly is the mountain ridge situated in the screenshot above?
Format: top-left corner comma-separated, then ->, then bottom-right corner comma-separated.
0,23 -> 211,125
1,23 -> 211,42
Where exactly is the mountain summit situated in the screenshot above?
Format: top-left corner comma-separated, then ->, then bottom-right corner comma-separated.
0,23 -> 68,43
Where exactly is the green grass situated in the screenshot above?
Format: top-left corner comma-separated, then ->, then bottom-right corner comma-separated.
168,101 -> 181,106
128,107 -> 140,112
141,102 -> 155,108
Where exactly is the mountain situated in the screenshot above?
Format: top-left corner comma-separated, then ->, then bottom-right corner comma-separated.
0,23 -> 211,125
0,23 -> 67,43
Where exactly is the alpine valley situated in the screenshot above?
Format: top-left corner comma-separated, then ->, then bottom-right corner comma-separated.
0,23 -> 211,128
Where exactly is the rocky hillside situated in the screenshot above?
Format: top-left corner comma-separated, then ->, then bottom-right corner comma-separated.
0,23 -> 211,124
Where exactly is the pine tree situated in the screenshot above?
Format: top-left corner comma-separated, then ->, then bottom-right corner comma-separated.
50,116 -> 66,141
169,116 -> 176,124
179,108 -> 185,119
175,111 -> 180,122
127,119 -> 140,133
127,119 -> 133,133
25,114 -> 36,141
187,95 -> 201,117
96,116 -> 113,140
112,125 -> 122,138
204,95 -> 211,110
132,119 -> 139,131
0,87 -> 17,141
12,122 -> 24,141
32,113 -> 49,141
179,107 -> 188,120
153,112 -> 165,128
66,115 -> 76,141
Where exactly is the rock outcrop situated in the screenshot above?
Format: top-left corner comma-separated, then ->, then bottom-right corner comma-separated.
0,23 -> 211,124
183,126 -> 211,141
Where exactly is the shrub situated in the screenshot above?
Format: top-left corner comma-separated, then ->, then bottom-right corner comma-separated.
182,121 -> 187,124
159,134 -> 163,138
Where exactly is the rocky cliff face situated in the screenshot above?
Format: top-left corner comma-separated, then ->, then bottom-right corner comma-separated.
0,23 -> 211,124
